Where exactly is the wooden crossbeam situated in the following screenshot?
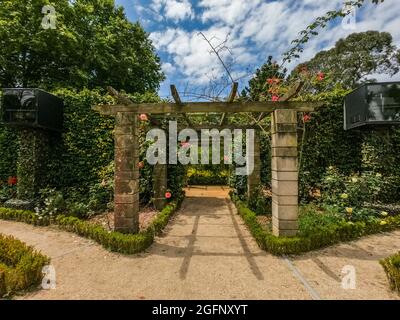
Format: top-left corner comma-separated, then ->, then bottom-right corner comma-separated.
179,124 -> 258,130
93,100 -> 321,115
219,82 -> 238,126
106,86 -> 163,126
170,84 -> 182,105
170,84 -> 192,126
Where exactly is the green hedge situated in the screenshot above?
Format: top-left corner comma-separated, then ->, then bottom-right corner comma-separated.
230,192 -> 400,255
187,167 -> 229,185
0,234 -> 50,297
380,252 -> 400,294
0,194 -> 184,255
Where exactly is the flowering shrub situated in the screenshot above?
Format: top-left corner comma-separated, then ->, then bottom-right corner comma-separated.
318,166 -> 392,222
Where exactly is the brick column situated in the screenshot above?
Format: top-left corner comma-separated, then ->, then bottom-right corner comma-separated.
153,163 -> 167,211
271,110 -> 298,237
247,131 -> 261,199
114,112 -> 139,234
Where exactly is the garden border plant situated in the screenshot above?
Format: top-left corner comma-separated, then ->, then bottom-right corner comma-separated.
0,194 -> 184,255
380,252 -> 400,295
230,192 -> 400,255
0,233 -> 50,298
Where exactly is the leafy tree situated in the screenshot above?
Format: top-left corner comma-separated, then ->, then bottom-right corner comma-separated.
283,0 -> 385,63
291,31 -> 400,89
0,0 -> 164,92
244,56 -> 287,101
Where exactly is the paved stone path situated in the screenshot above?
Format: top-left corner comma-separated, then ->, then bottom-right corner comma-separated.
0,186 -> 399,299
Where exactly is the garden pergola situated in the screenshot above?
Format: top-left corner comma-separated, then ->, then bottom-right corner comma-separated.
93,84 -> 323,237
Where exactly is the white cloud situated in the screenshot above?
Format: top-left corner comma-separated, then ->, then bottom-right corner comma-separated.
151,0 -> 194,21
147,0 -> 400,89
162,62 -> 175,75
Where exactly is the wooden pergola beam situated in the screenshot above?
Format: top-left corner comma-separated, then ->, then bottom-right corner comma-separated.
106,86 -> 163,126
178,124 -> 259,130
220,82 -> 238,126
170,84 -> 193,126
93,100 -> 320,115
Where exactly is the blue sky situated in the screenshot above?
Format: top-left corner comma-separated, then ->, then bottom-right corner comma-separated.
115,0 -> 400,100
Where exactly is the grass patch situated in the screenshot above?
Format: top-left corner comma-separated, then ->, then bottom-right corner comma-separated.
0,234 -> 50,298
0,195 -> 184,255
380,252 -> 400,294
230,192 -> 400,255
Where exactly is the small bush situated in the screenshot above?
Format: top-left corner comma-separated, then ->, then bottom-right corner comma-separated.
380,252 -> 400,294
0,234 -> 50,297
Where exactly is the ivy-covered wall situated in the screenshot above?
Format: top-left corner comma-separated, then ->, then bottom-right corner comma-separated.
0,89 -> 186,213
299,88 -> 400,202
230,88 -> 400,206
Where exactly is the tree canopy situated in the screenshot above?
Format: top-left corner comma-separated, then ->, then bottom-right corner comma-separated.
291,31 -> 400,89
244,56 -> 287,101
0,0 -> 164,93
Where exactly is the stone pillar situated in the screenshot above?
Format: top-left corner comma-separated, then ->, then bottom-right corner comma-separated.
271,110 -> 299,237
114,112 -> 139,234
153,163 -> 167,211
247,131 -> 261,199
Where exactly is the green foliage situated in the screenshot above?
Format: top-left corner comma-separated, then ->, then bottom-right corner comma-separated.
292,31 -> 400,89
319,166 -> 387,208
299,88 -> 363,200
247,191 -> 272,216
0,0 -> 164,92
244,56 -> 287,101
0,194 -> 184,255
45,89 -> 115,191
17,129 -> 50,199
0,123 -> 17,182
230,192 -> 400,255
380,252 -> 400,294
0,233 -> 50,297
187,167 -> 229,185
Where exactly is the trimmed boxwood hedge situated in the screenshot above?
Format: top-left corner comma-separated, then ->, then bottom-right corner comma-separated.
230,192 -> 400,255
0,234 -> 50,297
0,194 -> 184,255
380,252 -> 400,294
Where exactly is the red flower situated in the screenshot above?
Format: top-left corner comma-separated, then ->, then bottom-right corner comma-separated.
137,161 -> 144,169
165,192 -> 172,199
267,78 -> 274,84
316,72 -> 325,81
7,176 -> 17,186
272,95 -> 280,102
303,114 -> 312,122
139,114 -> 148,121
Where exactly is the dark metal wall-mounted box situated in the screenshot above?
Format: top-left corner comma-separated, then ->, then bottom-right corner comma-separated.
344,82 -> 400,130
1,88 -> 64,132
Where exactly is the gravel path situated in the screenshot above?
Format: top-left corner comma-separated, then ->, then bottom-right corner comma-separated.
0,186 -> 399,300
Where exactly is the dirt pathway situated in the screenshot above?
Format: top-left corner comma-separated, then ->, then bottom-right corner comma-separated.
0,186 -> 398,300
